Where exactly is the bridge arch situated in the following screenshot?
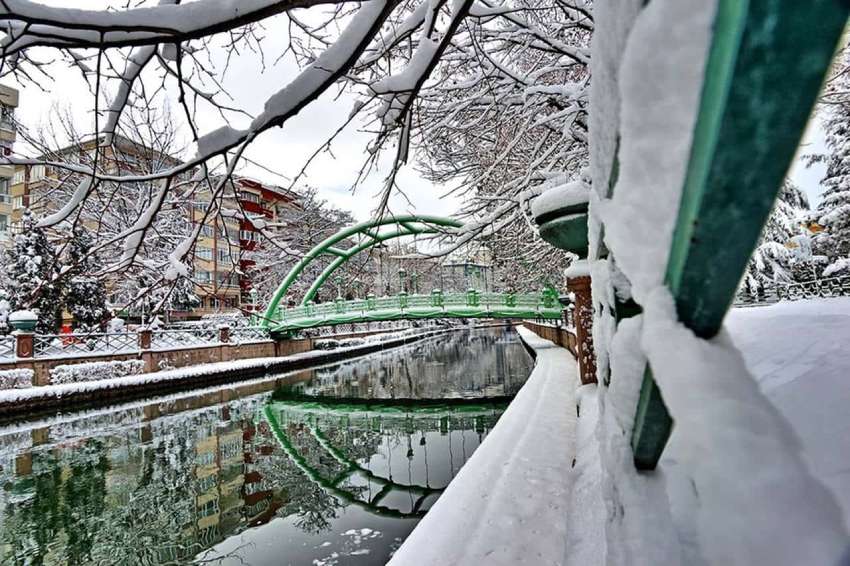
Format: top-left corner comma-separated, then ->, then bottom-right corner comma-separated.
262,215 -> 462,327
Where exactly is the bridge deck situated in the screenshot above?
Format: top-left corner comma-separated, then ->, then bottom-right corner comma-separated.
268,291 -> 564,333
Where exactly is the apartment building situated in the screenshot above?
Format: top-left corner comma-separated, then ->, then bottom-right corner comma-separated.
0,84 -> 18,247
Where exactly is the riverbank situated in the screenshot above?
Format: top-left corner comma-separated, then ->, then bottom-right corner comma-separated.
389,326 -> 579,565
0,327 -> 457,421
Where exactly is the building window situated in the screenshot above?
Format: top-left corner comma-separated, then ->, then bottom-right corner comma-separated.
11,195 -> 23,209
0,105 -> 14,130
241,192 -> 260,203
194,270 -> 212,284
0,178 -> 8,204
217,248 -> 233,263
196,247 -> 213,261
197,224 -> 214,238
0,214 -> 7,233
12,169 -> 24,185
240,230 -> 258,242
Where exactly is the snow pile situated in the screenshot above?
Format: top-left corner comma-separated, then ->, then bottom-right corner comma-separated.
0,368 -> 33,390
51,360 -> 145,385
390,327 -> 578,565
726,298 -> 850,526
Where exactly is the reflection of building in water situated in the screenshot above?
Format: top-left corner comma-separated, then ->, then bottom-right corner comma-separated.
0,389 -> 504,565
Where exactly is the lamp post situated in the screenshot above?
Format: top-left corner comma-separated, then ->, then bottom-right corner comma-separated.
398,268 -> 407,294
353,278 -> 362,299
249,286 -> 258,314
333,275 -> 343,299
410,272 -> 419,294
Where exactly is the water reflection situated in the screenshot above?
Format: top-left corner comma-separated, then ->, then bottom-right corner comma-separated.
0,327 -> 531,565
280,326 -> 533,401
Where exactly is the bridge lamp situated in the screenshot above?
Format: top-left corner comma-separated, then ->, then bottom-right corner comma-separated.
333,275 -> 343,299
249,286 -> 258,312
398,268 -> 407,293
353,278 -> 362,299
410,272 -> 419,294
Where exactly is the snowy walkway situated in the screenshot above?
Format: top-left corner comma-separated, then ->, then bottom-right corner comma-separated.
389,326 -> 579,566
727,298 -> 850,527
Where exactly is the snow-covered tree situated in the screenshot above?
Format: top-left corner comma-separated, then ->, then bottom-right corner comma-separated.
63,228 -> 109,332
739,180 -> 811,299
0,0 -> 590,284
813,98 -> 850,277
4,210 -> 62,333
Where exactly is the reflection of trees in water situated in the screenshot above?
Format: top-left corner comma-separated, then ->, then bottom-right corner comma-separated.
294,328 -> 533,400
0,331 -> 516,564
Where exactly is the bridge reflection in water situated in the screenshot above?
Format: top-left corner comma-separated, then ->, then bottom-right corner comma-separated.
0,327 -> 528,565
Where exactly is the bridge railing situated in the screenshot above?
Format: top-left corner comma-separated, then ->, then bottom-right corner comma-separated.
270,290 -> 564,328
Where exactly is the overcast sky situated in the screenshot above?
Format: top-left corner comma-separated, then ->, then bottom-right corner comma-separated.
7,0 -> 828,221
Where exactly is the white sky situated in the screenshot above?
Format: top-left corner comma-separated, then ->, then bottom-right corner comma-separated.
6,1 -> 828,220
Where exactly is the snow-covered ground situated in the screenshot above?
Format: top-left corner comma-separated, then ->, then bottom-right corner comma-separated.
389,327 -> 579,565
726,297 -> 850,527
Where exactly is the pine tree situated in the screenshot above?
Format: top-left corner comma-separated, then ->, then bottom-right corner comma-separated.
64,228 -> 109,332
814,102 -> 850,277
740,180 -> 810,299
5,210 -> 62,334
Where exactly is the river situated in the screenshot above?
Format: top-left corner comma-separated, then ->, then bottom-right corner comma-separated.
0,326 -> 533,565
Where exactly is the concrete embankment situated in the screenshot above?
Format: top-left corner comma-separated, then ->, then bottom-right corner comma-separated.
0,329 -> 452,420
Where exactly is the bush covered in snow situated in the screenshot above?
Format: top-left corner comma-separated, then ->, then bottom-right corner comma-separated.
50,359 -> 145,385
0,368 -> 34,389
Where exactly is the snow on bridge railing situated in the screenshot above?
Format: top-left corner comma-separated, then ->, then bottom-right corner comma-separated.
0,335 -> 14,359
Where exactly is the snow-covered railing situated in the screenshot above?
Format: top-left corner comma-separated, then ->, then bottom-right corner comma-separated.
150,328 -> 220,350
33,332 -> 140,359
229,326 -> 271,344
0,336 -> 14,359
735,274 -> 850,307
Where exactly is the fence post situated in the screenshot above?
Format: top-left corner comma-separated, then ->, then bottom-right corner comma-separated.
566,275 -> 597,385
138,328 -> 152,350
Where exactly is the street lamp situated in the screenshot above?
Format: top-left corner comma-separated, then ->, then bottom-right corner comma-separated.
333,275 -> 343,299
353,278 -> 362,299
398,268 -> 407,294
249,287 -> 258,312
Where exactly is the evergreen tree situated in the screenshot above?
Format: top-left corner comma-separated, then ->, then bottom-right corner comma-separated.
740,180 -> 810,299
5,210 -> 62,333
814,102 -> 850,277
64,228 -> 109,332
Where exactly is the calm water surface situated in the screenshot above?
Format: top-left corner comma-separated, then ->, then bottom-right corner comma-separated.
0,326 -> 532,565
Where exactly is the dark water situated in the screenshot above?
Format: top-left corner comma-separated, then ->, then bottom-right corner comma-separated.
0,327 -> 532,565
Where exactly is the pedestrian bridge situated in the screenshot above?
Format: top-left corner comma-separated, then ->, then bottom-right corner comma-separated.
260,214 -> 563,335
267,290 -> 563,334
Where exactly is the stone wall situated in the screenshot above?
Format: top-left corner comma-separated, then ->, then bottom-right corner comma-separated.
522,321 -> 578,357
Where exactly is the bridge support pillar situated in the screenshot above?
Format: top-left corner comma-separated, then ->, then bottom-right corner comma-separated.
567,275 -> 596,385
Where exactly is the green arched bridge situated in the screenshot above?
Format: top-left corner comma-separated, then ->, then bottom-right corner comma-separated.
261,215 -> 564,334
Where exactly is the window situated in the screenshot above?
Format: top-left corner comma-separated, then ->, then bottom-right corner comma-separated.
0,178 -> 8,204
12,170 -> 23,185
194,270 -> 212,284
241,192 -> 260,203
196,247 -> 213,261
240,230 -> 259,242
217,248 -> 235,263
0,105 -> 14,129
217,272 -> 237,286
12,195 -> 23,209
197,224 -> 214,238
30,164 -> 45,181
0,214 -> 7,233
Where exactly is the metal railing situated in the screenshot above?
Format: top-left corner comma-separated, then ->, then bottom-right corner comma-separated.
150,328 -> 219,350
33,332 -> 140,358
735,274 -> 850,306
